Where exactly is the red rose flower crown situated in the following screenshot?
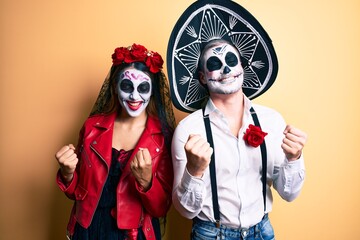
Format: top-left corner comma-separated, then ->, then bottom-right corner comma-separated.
111,43 -> 164,74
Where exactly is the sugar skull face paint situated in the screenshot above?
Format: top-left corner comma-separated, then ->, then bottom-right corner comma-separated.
117,68 -> 152,117
201,43 -> 244,95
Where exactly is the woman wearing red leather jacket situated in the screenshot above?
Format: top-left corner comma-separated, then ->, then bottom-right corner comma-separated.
55,43 -> 175,240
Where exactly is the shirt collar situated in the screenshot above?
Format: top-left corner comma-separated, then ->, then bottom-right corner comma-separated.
204,94 -> 253,117
204,98 -> 217,116
243,95 -> 253,119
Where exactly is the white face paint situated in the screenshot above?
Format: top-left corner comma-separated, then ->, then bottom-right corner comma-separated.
201,43 -> 244,94
117,68 -> 152,117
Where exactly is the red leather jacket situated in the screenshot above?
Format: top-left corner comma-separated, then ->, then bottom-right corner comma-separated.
56,112 -> 173,239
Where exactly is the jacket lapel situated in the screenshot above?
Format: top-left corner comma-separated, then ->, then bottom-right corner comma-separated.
90,113 -> 117,169
121,116 -> 162,178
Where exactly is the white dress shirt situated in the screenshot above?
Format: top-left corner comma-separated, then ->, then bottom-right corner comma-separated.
171,96 -> 305,229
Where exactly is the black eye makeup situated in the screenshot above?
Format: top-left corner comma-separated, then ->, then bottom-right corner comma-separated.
225,52 -> 238,67
206,56 -> 223,72
137,82 -> 151,94
120,79 -> 134,93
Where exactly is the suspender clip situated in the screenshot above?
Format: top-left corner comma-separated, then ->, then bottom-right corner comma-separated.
215,220 -> 221,228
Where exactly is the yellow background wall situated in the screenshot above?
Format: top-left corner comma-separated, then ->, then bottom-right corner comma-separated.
1,0 -> 359,239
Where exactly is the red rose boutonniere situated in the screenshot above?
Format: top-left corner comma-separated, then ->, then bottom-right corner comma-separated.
243,124 -> 268,147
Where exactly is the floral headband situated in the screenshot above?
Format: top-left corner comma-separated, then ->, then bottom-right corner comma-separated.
112,43 -> 164,74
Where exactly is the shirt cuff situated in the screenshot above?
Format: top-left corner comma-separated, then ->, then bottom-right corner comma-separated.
181,167 -> 205,193
284,155 -> 305,171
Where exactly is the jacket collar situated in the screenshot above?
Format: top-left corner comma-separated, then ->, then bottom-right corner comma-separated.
143,114 -> 162,135
92,112 -> 117,130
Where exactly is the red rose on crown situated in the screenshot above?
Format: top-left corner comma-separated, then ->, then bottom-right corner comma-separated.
243,124 -> 268,147
112,47 -> 129,65
111,43 -> 164,74
125,44 -> 147,63
145,52 -> 164,74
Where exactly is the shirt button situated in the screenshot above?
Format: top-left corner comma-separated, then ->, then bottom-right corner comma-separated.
156,148 -> 160,152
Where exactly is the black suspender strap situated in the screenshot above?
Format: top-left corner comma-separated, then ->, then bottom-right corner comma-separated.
202,106 -> 267,227
250,107 -> 267,211
202,108 -> 221,227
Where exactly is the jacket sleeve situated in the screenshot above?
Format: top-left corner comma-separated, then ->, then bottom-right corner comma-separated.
137,144 -> 174,217
55,124 -> 85,200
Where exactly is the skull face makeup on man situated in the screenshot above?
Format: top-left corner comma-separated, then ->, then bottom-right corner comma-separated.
116,68 -> 152,117
200,42 -> 244,95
